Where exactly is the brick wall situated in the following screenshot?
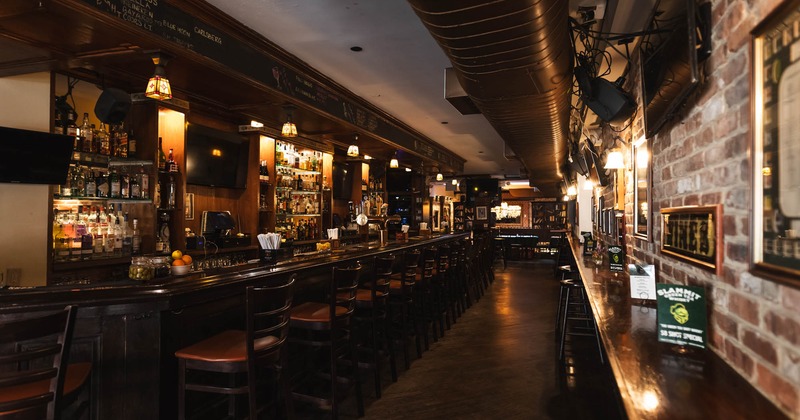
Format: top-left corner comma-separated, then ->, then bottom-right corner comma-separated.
592,0 -> 799,416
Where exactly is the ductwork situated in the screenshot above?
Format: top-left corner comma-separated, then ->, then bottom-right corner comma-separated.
408,0 -> 572,195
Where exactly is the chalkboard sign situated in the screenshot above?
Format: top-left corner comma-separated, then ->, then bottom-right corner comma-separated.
656,284 -> 707,349
80,0 -> 463,171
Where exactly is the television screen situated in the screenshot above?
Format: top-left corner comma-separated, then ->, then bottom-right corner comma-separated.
640,0 -> 700,138
583,140 -> 609,187
185,123 -> 249,189
331,161 -> 353,200
0,126 -> 73,185
386,168 -> 412,192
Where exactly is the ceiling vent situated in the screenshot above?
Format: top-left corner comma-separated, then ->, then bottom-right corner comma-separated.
444,67 -> 481,115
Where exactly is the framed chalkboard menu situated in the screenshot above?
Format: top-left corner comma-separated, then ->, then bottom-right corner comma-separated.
751,0 -> 800,287
660,205 -> 722,275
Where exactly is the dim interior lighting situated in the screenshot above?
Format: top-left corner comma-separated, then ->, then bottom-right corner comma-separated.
563,195 -> 569,201
641,391 -> 660,411
584,179 -> 594,190
211,148 -> 222,157
762,166 -> 771,176
567,185 -> 577,196
636,146 -> 649,168
390,152 -> 399,168
145,52 -> 172,100
452,179 -> 458,185
436,173 -> 443,181
250,120 -> 264,128
363,154 -> 372,160
604,150 -> 625,169
281,105 -> 298,137
347,134 -> 360,157
491,202 -> 521,219
405,167 -> 412,172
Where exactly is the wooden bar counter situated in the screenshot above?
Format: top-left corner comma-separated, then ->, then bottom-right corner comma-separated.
0,233 -> 468,419
568,237 -> 787,419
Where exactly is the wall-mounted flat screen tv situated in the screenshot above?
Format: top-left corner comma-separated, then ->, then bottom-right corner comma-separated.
640,0 -> 704,138
185,123 -> 249,189
331,161 -> 353,200
0,126 -> 72,185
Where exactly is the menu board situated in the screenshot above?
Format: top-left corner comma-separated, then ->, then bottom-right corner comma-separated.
81,0 -> 463,171
656,284 -> 707,349
607,245 -> 625,272
629,264 -> 656,300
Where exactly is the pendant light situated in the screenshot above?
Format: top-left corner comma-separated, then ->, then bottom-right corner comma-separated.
604,150 -> 625,169
436,173 -> 443,181
281,105 -> 298,138
145,52 -> 172,100
347,134 -> 360,157
389,152 -> 399,168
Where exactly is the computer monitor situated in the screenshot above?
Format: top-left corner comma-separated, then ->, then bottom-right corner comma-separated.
201,211 -> 236,236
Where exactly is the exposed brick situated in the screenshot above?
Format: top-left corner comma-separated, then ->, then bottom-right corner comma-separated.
756,363 -> 800,415
725,337 -> 755,377
785,351 -> 800,388
711,330 -> 725,349
729,292 -> 760,325
742,329 -> 778,366
724,215 -> 737,238
764,311 -> 800,346
726,243 -> 748,263
714,310 -> 738,337
739,216 -> 749,237
721,266 -> 739,287
782,286 -> 800,312
725,188 -> 749,210
724,74 -> 750,109
684,194 -> 700,206
701,192 -> 721,205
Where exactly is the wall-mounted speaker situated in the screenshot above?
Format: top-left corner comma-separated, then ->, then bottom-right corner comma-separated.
586,78 -> 636,124
94,88 -> 131,124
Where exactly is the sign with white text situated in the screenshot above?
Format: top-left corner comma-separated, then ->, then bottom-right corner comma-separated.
656,284 -> 707,349
629,264 -> 656,300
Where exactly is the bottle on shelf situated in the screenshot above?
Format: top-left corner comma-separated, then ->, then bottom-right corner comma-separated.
137,166 -> 150,199
70,165 -> 84,198
84,170 -> 96,198
167,148 -> 178,173
115,123 -> 128,158
97,123 -> 110,156
120,170 -> 130,199
104,212 -> 116,257
129,172 -> 140,199
166,174 -> 176,209
80,113 -> 93,153
68,213 -> 82,262
127,129 -> 136,159
96,171 -> 108,198
60,169 -> 72,197
131,218 -> 141,255
121,213 -> 132,255
158,137 -> 167,172
66,112 -> 79,152
296,174 -> 303,191
93,207 -> 105,258
112,215 -> 123,256
109,168 -> 121,198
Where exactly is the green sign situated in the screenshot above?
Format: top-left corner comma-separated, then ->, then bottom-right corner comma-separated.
608,246 -> 625,272
656,284 -> 707,349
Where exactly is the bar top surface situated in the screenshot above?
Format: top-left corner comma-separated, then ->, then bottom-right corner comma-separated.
568,237 -> 787,419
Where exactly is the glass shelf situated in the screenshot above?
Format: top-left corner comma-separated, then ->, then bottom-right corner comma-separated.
277,213 -> 321,217
275,189 -> 320,195
276,164 -> 321,175
53,195 -> 152,203
109,158 -> 153,167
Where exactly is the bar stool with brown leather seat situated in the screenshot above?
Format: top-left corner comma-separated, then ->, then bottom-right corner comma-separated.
289,264 -> 364,419
0,305 -> 92,420
174,276 -> 296,420
352,254 -> 397,399
387,249 -> 422,369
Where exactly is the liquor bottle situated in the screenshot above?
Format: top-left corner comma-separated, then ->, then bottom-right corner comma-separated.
138,166 -> 149,199
61,168 -> 72,197
79,209 -> 93,261
113,216 -> 123,256
109,168 -> 121,198
71,165 -> 84,197
66,112 -> 79,151
98,123 -> 110,156
54,110 -> 64,135
93,208 -> 105,258
121,213 -> 132,255
116,124 -> 128,158
131,218 -> 141,255
84,169 -> 96,197
68,213 -> 82,262
167,148 -> 178,173
296,174 -> 303,191
129,172 -> 140,199
96,171 -> 108,198
80,113 -> 93,153
166,174 -> 176,209
104,212 -> 116,257
158,137 -> 167,172
153,176 -> 161,208
127,129 -> 137,158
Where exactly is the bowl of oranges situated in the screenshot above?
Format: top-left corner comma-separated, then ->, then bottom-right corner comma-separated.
170,250 -> 193,276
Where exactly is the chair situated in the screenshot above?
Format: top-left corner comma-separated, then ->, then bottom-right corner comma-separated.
353,255 -> 397,399
289,265 -> 364,419
0,306 -> 91,420
175,276 -> 296,420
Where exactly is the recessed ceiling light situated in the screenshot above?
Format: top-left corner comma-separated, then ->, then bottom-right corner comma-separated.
478,151 -> 484,154
350,46 -> 363,52
441,121 -> 448,124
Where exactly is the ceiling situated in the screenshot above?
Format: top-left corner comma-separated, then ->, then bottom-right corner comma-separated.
204,0 -> 653,187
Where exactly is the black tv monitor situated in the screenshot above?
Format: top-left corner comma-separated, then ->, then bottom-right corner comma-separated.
201,210 -> 236,235
185,123 -> 249,189
583,140 -> 609,187
386,168 -> 413,192
0,125 -> 73,185
640,0 -> 703,138
331,161 -> 353,200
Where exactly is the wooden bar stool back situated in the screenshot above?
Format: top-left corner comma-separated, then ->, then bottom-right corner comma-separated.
289,265 -> 364,419
175,276 -> 296,420
0,306 -> 89,420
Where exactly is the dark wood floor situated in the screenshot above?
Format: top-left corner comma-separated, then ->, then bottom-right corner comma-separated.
299,259 -> 624,420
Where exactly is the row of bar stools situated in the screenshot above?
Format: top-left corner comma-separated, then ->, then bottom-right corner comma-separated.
175,277 -> 296,420
353,255 -> 397,399
289,265 -> 364,419
389,250 -> 423,370
557,278 -> 604,364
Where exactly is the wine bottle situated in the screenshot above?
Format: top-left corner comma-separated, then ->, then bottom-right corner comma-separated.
158,137 -> 167,172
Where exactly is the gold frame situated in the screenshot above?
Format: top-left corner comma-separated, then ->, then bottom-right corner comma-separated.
751,1 -> 800,286
660,205 -> 722,275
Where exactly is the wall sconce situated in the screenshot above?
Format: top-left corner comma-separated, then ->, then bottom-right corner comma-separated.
281,105 -> 298,137
145,52 -> 172,100
604,136 -> 626,169
436,173 -> 443,181
347,134 -> 360,157
452,178 -> 458,186
567,185 -> 577,196
389,152 -> 399,168
404,167 -> 412,172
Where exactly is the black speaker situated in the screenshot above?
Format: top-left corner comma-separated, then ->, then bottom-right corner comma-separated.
586,78 -> 636,124
94,88 -> 131,124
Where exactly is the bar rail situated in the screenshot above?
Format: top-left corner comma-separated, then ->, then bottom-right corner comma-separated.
568,237 -> 787,419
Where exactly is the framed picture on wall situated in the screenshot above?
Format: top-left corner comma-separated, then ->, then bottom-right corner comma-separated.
661,205 -> 722,275
751,1 -> 800,286
476,206 -> 487,221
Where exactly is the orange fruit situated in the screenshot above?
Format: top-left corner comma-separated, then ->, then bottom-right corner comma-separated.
181,255 -> 193,265
172,259 -> 185,266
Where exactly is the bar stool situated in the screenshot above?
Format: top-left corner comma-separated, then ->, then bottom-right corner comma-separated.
174,277 -> 296,420
434,244 -> 454,332
353,255 -> 397,399
493,237 -> 506,269
289,265 -> 364,419
388,249 -> 422,369
558,280 -> 604,364
0,306 -> 92,420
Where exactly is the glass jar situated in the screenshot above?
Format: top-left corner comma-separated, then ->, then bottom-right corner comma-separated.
128,256 -> 154,281
151,256 -> 172,278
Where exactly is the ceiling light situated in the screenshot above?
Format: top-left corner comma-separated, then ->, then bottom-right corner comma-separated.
567,185 -> 577,196
436,173 -> 443,181
563,195 -> 570,201
604,151 -> 624,169
584,179 -> 595,190
390,152 -> 399,168
347,134 -> 359,157
281,105 -> 298,137
452,179 -> 458,186
145,52 -> 172,100
364,154 -> 372,160
250,120 -> 263,128
405,167 -> 412,172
